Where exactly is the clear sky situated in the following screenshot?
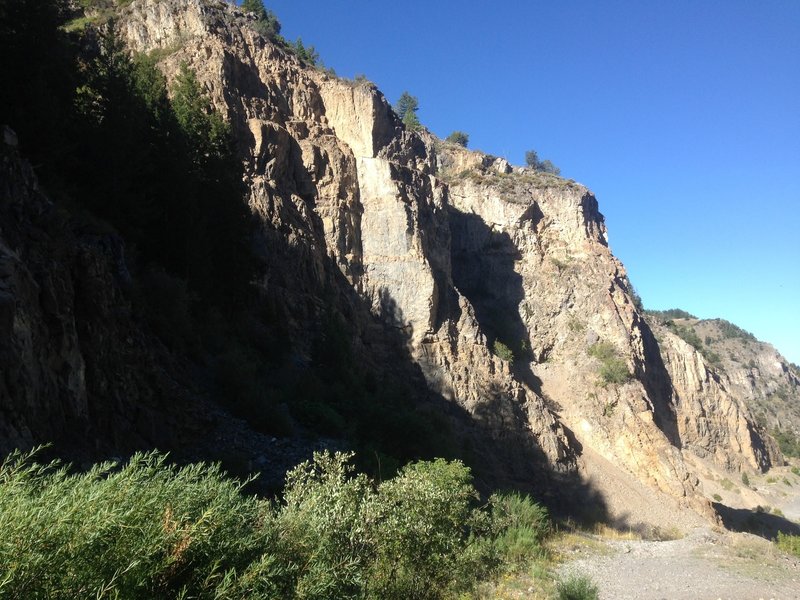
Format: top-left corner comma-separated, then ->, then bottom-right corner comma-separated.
258,0 -> 800,363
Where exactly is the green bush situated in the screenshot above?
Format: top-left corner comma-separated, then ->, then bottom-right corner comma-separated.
446,131 -> 469,147
741,472 -> 750,486
712,493 -> 722,502
488,492 -> 550,567
587,342 -> 631,386
557,574 -> 600,600
773,429 -> 800,458
493,340 -> 515,363
0,449 -> 501,599
776,532 -> 800,557
0,450 -> 269,599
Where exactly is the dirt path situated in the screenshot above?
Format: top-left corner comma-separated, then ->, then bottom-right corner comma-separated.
557,527 -> 800,600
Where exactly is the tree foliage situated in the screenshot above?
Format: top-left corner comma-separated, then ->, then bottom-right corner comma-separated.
394,91 -> 421,130
525,149 -> 561,175
446,130 -> 469,147
292,37 -> 319,66
240,0 -> 281,37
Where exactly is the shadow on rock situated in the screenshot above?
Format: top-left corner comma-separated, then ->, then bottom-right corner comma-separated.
713,502 -> 800,539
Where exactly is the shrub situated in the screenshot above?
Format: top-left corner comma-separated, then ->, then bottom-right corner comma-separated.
712,493 -> 722,502
0,449 -> 508,599
446,131 -> 469,147
0,450 -> 270,599
488,492 -> 550,568
741,472 -> 750,486
776,532 -> 800,557
493,340 -> 515,363
365,459 -> 495,598
557,574 -> 600,600
587,341 -> 631,386
773,429 -> 800,459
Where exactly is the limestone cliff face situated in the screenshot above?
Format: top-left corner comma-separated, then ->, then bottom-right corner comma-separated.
6,0 -> 781,513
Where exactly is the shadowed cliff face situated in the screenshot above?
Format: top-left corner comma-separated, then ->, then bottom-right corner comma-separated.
0,141 -> 205,458
1,0 -> 783,519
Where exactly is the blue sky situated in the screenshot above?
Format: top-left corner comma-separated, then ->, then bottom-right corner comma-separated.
259,0 -> 800,363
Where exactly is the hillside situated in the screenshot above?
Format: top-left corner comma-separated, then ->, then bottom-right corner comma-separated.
0,0 -> 794,532
646,311 -> 800,457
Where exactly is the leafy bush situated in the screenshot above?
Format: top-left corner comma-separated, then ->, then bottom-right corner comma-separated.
557,574 -> 600,600
446,131 -> 469,147
587,342 -> 631,386
488,492 -> 550,567
741,472 -> 750,486
493,340 -> 515,363
0,450 -> 269,599
773,429 -> 800,458
712,493 -> 722,501
0,450 -> 508,599
776,532 -> 800,557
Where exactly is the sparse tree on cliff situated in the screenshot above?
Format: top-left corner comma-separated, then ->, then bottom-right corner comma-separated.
240,0 -> 281,37
525,149 -> 561,175
394,91 -> 421,130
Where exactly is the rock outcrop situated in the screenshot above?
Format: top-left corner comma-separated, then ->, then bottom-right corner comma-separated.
1,0 -> 787,521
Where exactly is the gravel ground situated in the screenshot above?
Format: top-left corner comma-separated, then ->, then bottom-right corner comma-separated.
558,527 -> 800,600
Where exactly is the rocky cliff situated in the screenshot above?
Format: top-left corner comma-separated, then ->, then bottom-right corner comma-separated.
0,0 -> 787,522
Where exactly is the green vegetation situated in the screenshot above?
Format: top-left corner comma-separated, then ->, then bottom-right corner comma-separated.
0,449 -> 556,599
792,466 -> 800,477
525,149 -> 561,175
714,318 -> 756,341
772,429 -> 800,458
292,37 -> 319,66
644,308 -> 697,320
493,340 -> 515,363
446,130 -> 469,147
741,472 -> 750,486
776,532 -> 800,557
712,493 -> 722,502
394,91 -> 421,130
556,574 -> 599,600
240,0 -> 281,38
488,492 -> 550,568
587,342 -> 631,386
